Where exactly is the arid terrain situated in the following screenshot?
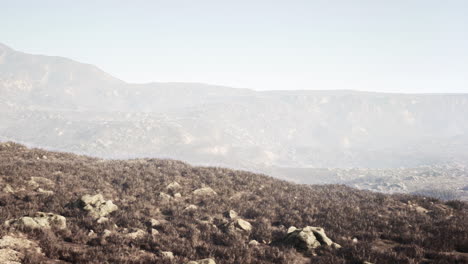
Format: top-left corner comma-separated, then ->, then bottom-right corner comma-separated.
0,142 -> 467,263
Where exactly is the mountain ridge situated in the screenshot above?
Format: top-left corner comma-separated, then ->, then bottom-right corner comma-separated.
2,42 -> 468,96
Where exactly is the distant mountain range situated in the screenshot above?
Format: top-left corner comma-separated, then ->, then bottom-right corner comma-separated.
1,42 -> 468,194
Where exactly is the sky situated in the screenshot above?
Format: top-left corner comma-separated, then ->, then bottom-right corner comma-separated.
1,0 -> 467,93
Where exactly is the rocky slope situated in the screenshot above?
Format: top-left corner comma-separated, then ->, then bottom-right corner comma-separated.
0,143 -> 467,263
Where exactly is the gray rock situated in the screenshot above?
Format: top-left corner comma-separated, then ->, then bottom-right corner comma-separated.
287,226 -> 297,233
5,212 -> 66,230
234,219 -> 252,232
81,194 -> 118,219
282,226 -> 340,253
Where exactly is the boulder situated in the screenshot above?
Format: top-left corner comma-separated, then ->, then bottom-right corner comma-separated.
81,194 -> 118,219
193,187 -> 217,196
186,258 -> 216,264
5,212 -> 66,230
282,226 -> 340,253
234,219 -> 252,232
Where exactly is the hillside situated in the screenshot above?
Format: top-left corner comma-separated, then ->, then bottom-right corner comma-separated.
0,142 -> 467,264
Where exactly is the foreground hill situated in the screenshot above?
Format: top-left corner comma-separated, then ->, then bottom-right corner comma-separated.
0,143 -> 467,263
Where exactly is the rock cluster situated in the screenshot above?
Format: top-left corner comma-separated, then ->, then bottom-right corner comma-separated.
80,194 -> 118,221
5,212 -> 66,230
283,226 -> 341,253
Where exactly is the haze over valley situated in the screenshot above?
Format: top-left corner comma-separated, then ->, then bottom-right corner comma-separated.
1,42 -> 467,200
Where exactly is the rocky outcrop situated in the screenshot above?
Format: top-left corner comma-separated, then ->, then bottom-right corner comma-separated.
80,194 -> 118,220
186,258 -> 216,264
5,212 -> 66,230
282,226 -> 341,253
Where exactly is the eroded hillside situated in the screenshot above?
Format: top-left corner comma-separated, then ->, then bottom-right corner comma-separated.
0,142 -> 467,263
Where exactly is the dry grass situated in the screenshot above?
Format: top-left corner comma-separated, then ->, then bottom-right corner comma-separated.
0,142 -> 467,263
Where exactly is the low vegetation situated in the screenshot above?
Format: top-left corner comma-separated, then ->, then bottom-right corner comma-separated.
0,142 -> 467,263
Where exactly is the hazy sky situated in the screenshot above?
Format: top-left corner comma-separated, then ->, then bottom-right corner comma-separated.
1,0 -> 467,93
